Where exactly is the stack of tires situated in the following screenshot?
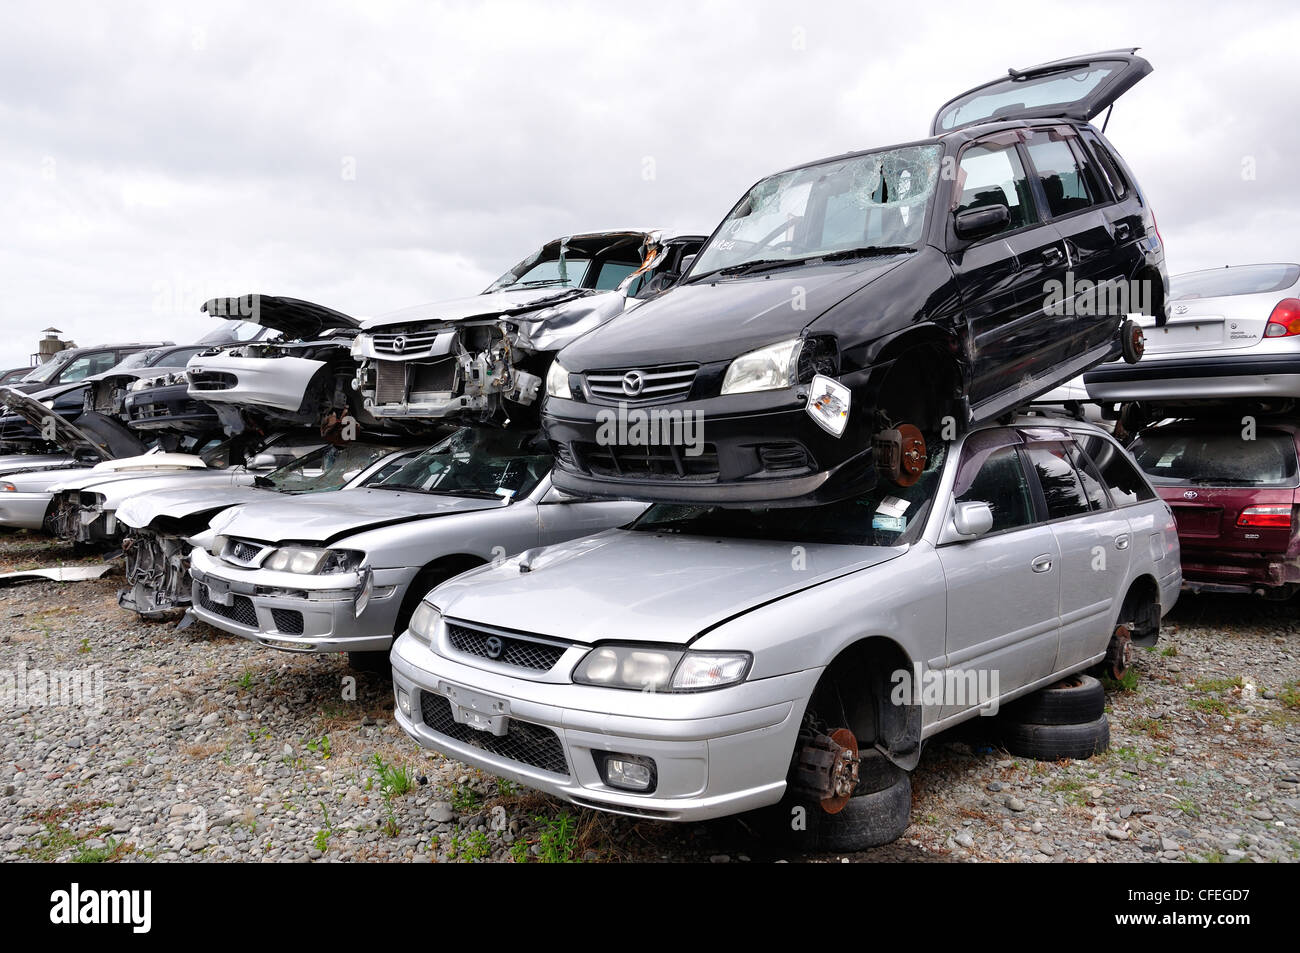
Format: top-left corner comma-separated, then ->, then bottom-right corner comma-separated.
997,675 -> 1110,760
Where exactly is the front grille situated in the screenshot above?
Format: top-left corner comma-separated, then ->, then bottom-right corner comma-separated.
372,330 -> 444,356
446,622 -> 567,672
585,363 -> 697,404
270,608 -> 304,634
574,441 -> 719,481
222,539 -> 266,566
188,371 -> 237,391
419,692 -> 569,777
197,585 -> 259,628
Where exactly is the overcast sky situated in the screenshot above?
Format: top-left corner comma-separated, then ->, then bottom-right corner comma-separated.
1,0 -> 1296,369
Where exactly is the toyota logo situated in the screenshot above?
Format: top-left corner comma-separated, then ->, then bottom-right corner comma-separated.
484,635 -> 504,659
392,335 -> 407,354
622,370 -> 646,397
1183,490 -> 1198,500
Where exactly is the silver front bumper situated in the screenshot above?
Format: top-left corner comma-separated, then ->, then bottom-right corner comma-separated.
0,492 -> 53,530
188,547 -> 414,653
391,630 -> 820,822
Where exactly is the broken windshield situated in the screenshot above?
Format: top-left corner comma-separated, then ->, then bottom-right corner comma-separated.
690,145 -> 943,280
261,442 -> 405,494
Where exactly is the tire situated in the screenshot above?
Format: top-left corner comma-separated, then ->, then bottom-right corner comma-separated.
1000,675 -> 1105,726
1121,317 -> 1145,364
799,772 -> 913,853
1000,714 -> 1110,761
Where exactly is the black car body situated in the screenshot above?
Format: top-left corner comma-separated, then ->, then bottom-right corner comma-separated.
544,51 -> 1167,506
5,342 -> 172,395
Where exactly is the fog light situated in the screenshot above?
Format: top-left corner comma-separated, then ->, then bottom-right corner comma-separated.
598,752 -> 656,792
396,689 -> 411,718
805,374 -> 850,436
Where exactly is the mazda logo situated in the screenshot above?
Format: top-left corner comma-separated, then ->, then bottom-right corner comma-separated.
484,635 -> 504,659
1183,490 -> 1198,500
622,370 -> 645,397
392,335 -> 407,354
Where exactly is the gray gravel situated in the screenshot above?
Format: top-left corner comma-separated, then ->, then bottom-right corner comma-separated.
0,534 -> 1296,862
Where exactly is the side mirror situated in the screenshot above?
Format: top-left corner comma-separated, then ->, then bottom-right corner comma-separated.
247,453 -> 278,469
678,254 -> 697,276
953,204 -> 1010,241
952,500 -> 994,537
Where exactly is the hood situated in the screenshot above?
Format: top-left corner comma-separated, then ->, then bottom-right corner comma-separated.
59,469 -> 258,509
362,288 -> 592,332
117,484 -> 280,530
0,453 -> 71,473
90,451 -> 207,473
201,295 -> 360,339
556,258 -> 906,369
0,386 -> 144,461
208,486 -> 506,545
431,529 -> 904,644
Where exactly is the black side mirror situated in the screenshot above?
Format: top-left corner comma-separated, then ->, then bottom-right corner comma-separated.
953,204 -> 1010,241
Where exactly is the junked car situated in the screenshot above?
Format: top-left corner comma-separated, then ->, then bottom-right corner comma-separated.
1085,262 -> 1300,430
544,51 -> 1166,507
349,231 -> 703,428
187,427 -> 646,670
391,416 -> 1178,849
1128,416 -> 1300,599
116,439 -> 421,618
185,295 -> 364,435
4,341 -> 173,395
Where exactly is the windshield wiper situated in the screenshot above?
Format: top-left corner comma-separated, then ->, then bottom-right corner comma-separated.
691,257 -> 817,282
820,245 -> 915,263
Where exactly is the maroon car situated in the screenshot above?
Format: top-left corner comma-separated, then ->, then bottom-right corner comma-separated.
1128,418 -> 1300,598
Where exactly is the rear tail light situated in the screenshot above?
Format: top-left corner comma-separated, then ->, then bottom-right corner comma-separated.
1263,298 -> 1300,337
1237,505 -> 1292,528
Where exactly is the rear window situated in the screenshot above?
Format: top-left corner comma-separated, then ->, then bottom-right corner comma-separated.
1130,429 -> 1299,487
1171,264 -> 1300,301
936,64 -> 1117,132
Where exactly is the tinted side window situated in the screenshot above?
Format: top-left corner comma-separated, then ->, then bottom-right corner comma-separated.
1027,444 -> 1091,519
1025,134 -> 1095,217
1075,435 -> 1156,505
956,445 -> 1035,532
1066,444 -> 1112,511
955,143 -> 1035,234
1079,129 -> 1127,200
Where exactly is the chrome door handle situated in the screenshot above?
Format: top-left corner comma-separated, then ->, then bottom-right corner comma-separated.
1115,534 -> 1131,550
1031,554 -> 1054,573
1042,246 -> 1063,265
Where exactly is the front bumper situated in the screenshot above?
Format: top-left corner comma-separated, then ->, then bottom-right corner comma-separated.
124,383 -> 219,434
391,631 -> 821,822
188,547 -> 414,653
1084,353 -> 1300,404
543,381 -> 878,506
0,492 -> 53,530
187,355 -> 325,412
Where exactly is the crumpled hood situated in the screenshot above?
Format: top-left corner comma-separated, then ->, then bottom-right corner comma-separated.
56,469 -> 261,509
362,288 -> 592,332
117,484 -> 280,529
209,487 -> 505,545
555,258 -> 907,369
431,529 -> 904,645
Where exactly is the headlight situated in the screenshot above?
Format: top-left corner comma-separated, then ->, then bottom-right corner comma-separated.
262,546 -> 364,574
720,338 -> 803,395
408,601 -> 441,644
573,645 -> 751,692
128,379 -> 148,392
545,360 -> 572,399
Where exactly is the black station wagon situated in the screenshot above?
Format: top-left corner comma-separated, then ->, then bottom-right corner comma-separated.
543,50 -> 1168,506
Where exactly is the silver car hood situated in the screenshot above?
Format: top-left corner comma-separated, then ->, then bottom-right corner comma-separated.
117,485 -> 281,529
431,530 -> 905,645
362,288 -> 592,331
209,487 -> 506,545
61,469 -> 260,509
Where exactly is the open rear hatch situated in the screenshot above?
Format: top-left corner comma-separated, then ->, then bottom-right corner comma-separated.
201,295 -> 360,340
932,49 -> 1152,135
0,385 -> 145,461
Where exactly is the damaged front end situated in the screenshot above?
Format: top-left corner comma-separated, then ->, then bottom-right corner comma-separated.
351,230 -> 703,427
50,489 -> 110,546
119,529 -> 193,617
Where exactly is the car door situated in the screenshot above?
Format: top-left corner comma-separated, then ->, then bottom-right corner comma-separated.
946,135 -> 1068,416
932,50 -> 1153,135
534,478 -> 646,546
936,431 -> 1061,717
1022,435 -> 1132,672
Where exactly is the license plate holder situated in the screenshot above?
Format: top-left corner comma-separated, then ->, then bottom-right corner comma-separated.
205,578 -> 233,606
439,681 -> 509,736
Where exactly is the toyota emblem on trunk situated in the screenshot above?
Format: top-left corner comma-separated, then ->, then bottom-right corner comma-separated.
484,635 -> 504,659
622,370 -> 645,397
1183,490 -> 1198,500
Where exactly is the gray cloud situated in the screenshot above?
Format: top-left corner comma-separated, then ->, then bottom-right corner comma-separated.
1,0 -> 1297,368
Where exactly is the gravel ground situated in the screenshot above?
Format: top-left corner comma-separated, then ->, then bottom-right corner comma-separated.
1,533 -> 1297,863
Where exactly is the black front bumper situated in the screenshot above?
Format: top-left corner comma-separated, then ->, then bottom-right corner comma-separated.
124,384 -> 219,433
543,384 -> 881,507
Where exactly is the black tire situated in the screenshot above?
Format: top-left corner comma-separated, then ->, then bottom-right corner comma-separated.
1121,317 -> 1145,364
347,648 -> 392,673
1000,675 -> 1105,726
1000,714 -> 1110,761
797,772 -> 913,853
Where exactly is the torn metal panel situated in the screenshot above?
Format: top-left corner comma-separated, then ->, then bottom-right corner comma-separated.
0,564 -> 111,586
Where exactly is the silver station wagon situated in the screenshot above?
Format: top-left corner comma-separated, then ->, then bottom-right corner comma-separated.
391,417 -> 1180,849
